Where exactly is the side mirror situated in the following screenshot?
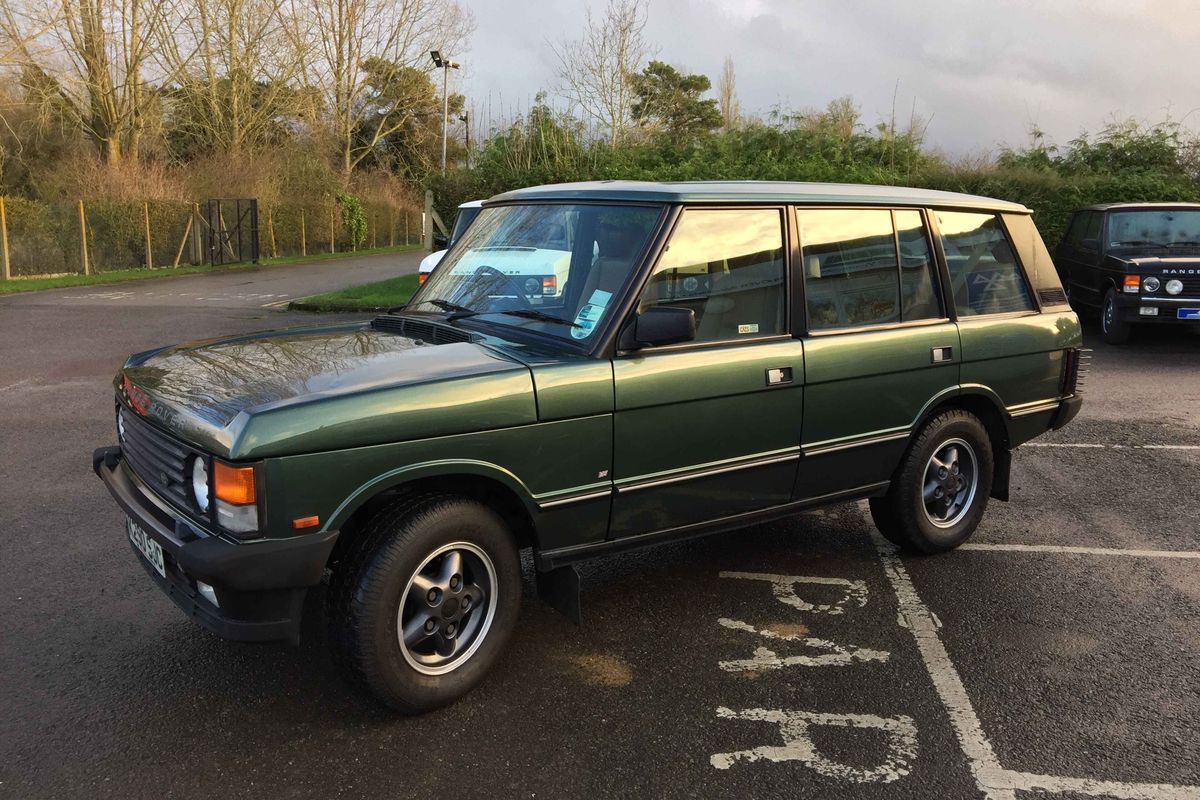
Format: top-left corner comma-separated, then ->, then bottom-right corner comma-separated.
619,306 -> 696,350
432,232 -> 449,251
1079,238 -> 1099,252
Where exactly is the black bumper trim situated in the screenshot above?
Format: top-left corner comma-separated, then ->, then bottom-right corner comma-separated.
1050,395 -> 1083,431
95,446 -> 338,643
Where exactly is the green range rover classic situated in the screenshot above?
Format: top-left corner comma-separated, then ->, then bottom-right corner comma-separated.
94,181 -> 1085,712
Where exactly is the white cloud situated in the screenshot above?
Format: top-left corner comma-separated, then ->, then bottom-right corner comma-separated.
460,0 -> 1200,153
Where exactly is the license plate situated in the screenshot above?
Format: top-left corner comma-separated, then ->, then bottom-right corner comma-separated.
1178,308 -> 1200,320
127,518 -> 165,578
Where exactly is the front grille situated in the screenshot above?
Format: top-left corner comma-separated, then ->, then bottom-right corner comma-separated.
1174,275 -> 1200,296
117,403 -> 196,510
371,314 -> 478,344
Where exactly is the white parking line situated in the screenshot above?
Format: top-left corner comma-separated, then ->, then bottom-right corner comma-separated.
0,379 -> 32,394
873,528 -> 1200,799
960,543 -> 1200,559
1027,443 -> 1200,450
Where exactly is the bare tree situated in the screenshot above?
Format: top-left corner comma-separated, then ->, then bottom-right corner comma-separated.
153,0 -> 306,156
551,0 -> 652,147
291,0 -> 472,178
716,55 -> 739,131
0,0 -> 160,161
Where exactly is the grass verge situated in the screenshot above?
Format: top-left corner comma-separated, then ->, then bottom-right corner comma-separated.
0,245 -> 420,295
289,273 -> 420,312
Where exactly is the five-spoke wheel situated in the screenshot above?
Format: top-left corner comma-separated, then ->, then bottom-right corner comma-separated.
399,542 -> 497,675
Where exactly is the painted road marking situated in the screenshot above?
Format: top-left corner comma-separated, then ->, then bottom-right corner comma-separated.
718,571 -> 869,615
1027,443 -> 1200,450
711,708 -> 919,783
716,618 -> 889,672
0,379 -> 32,394
874,529 -> 1200,799
960,543 -> 1200,559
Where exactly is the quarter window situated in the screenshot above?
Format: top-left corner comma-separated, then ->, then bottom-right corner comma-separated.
937,211 -> 1034,316
637,208 -> 786,343
798,208 -> 943,330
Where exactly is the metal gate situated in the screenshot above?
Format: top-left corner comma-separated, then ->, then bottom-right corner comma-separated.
204,199 -> 259,266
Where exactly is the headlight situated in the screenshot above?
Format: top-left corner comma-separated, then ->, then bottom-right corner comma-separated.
1166,279 -> 1184,296
191,456 -> 210,513
1143,277 -> 1160,292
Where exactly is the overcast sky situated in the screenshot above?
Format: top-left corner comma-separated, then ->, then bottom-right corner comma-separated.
454,0 -> 1200,155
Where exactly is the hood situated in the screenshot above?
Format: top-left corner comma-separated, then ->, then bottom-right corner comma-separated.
1112,255 -> 1200,273
118,320 -> 536,459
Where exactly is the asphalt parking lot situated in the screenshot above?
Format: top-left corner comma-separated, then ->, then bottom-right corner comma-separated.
1,258 -> 1198,799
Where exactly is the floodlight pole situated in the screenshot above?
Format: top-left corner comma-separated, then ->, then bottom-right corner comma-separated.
430,50 -> 460,174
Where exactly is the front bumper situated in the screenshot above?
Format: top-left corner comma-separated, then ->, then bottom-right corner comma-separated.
1113,294 -> 1200,325
93,446 -> 338,643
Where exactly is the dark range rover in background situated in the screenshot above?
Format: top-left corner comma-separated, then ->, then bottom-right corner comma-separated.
1056,203 -> 1200,343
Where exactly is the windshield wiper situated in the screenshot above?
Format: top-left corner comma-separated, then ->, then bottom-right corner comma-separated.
497,309 -> 583,328
427,298 -> 477,315
1111,240 -> 1168,249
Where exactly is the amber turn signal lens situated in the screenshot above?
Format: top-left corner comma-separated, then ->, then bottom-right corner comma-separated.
213,462 -> 256,505
418,273 -> 428,284
292,516 -> 320,529
1124,274 -> 1140,287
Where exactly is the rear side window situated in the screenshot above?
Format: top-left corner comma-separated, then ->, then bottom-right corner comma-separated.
637,208 -> 786,343
798,208 -> 943,330
937,211 -> 1034,316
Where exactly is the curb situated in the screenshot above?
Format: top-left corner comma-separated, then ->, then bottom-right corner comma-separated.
287,301 -> 388,313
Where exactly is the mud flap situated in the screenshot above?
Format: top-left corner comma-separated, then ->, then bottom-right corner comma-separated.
991,447 -> 1011,502
536,564 -> 582,625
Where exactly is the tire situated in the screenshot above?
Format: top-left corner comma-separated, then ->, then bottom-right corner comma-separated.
328,494 -> 522,713
1101,287 -> 1132,344
869,409 -> 994,554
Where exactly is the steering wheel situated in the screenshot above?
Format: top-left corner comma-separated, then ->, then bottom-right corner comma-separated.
473,265 -> 534,310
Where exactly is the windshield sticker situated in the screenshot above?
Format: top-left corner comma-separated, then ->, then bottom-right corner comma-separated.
571,290 -> 612,340
738,323 -> 760,335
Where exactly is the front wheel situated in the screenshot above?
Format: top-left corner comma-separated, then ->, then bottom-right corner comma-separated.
870,409 -> 994,554
1101,288 -> 1132,344
328,494 -> 522,713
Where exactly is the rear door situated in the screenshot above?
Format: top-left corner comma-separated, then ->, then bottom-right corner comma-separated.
610,207 -> 805,537
795,207 -> 959,499
938,210 -> 1066,425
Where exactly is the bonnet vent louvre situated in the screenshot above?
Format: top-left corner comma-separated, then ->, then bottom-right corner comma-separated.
371,314 -> 478,344
1038,287 -> 1067,306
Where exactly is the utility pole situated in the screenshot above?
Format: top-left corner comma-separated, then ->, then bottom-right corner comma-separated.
430,50 -> 460,174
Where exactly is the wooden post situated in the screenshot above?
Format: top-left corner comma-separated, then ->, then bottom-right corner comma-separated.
405,211 -> 409,245
329,205 -> 335,253
173,214 -> 193,267
370,213 -> 376,249
143,201 -> 153,269
78,200 -> 90,275
267,207 -> 278,258
190,202 -> 203,265
389,209 -> 394,247
0,197 -> 10,281
300,208 -> 306,256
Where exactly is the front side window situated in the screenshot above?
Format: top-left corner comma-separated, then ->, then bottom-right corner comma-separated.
938,211 -> 1034,316
410,203 -> 662,344
636,208 -> 786,343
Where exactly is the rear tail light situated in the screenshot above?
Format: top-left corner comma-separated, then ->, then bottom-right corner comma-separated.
1123,275 -> 1140,293
1060,347 -> 1091,396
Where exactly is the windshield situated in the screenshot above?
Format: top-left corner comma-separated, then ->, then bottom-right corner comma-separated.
448,206 -> 482,247
1108,209 -> 1200,251
409,203 -> 662,344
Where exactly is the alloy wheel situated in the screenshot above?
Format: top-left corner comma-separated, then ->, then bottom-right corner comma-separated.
397,542 -> 497,676
922,438 -> 979,528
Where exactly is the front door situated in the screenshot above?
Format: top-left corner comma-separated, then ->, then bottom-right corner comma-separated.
795,208 -> 960,498
611,207 -> 804,537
